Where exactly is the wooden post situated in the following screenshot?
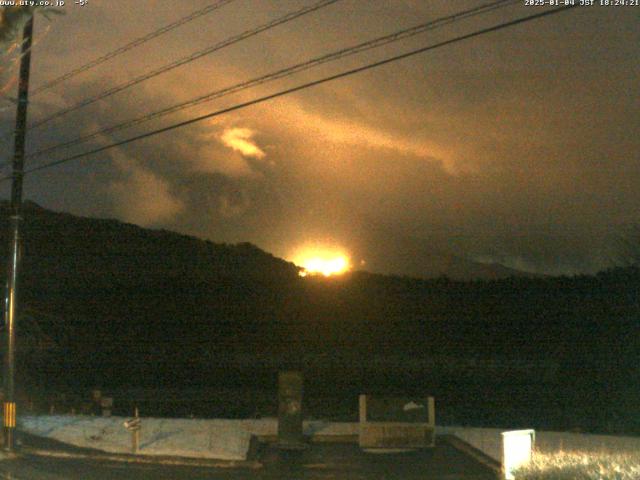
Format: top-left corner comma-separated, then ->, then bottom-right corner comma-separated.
132,407 -> 139,454
132,428 -> 139,454
124,408 -> 141,454
359,394 -> 367,422
428,397 -> 435,426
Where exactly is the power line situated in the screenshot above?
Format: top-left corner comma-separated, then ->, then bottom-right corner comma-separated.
0,0 -> 238,157
30,0 -> 237,96
28,0 -> 342,130
0,5 -> 576,182
23,0 -> 518,164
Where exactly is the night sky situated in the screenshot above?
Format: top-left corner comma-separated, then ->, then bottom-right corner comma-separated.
0,0 -> 638,276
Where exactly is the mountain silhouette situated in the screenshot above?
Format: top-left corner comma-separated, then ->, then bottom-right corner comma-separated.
0,202 -> 637,434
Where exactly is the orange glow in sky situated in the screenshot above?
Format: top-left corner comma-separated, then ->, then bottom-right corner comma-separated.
291,247 -> 351,277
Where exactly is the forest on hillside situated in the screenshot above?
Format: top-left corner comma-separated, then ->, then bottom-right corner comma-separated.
1,203 -> 639,434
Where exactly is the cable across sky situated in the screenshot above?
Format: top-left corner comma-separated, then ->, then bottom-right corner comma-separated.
0,5 -> 576,183
28,0 -> 343,130
23,0 -> 519,164
0,0 -> 238,152
29,0 -> 237,96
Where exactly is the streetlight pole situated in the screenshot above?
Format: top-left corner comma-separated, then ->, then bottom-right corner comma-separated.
3,14 -> 34,451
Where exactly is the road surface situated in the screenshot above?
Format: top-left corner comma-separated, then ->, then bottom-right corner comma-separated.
0,441 -> 498,479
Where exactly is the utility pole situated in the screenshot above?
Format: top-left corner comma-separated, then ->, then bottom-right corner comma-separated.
3,13 -> 34,452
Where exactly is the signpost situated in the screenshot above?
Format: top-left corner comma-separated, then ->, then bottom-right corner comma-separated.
123,408 -> 141,454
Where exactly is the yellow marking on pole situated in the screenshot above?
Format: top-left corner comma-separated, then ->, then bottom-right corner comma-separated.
3,402 -> 16,428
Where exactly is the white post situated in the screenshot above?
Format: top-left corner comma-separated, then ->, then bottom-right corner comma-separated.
502,429 -> 535,480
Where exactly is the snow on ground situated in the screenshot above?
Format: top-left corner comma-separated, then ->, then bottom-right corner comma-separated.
18,415 -> 359,461
19,416 -> 640,464
20,416 -> 258,461
437,426 -> 640,463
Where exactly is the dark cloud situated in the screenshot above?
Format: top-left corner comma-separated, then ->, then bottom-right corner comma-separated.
0,0 -> 638,276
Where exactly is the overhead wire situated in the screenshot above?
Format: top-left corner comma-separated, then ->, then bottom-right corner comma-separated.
0,0 -> 238,161
22,0 -> 519,164
28,0 -> 343,130
0,4 -> 577,183
0,23 -> 52,110
29,0 -> 237,96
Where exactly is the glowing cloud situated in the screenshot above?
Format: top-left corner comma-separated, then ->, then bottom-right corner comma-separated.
220,127 -> 266,159
274,100 -> 461,173
108,153 -> 184,227
0,6 -> 61,47
219,191 -> 250,218
1,7 -> 60,105
0,7 -> 35,47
